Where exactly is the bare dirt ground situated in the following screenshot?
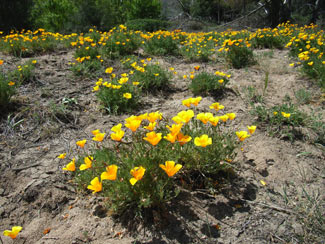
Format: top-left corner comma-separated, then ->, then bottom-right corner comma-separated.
0,48 -> 324,244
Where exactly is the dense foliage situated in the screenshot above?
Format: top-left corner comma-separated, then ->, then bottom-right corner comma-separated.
0,0 -> 324,33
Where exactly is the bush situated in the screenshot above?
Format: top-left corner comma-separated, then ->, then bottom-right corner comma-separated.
250,28 -> 286,49
131,63 -> 172,92
0,61 -> 16,110
8,60 -> 37,84
251,102 -> 307,140
223,39 -> 255,69
286,26 -> 325,88
70,59 -> 103,77
144,32 -> 179,56
123,0 -> 161,20
1,29 -> 73,57
30,0 -> 77,32
0,0 -> 33,32
126,19 -> 170,32
102,25 -> 142,59
190,71 -> 229,97
94,75 -> 141,114
61,98 -> 254,215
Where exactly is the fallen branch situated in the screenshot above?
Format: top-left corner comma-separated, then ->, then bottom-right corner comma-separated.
220,0 -> 271,27
244,199 -> 296,215
12,163 -> 41,172
42,237 -> 60,240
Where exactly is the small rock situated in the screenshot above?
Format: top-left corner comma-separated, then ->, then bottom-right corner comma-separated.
256,167 -> 268,177
246,159 -> 256,167
0,188 -> 4,195
292,222 -> 303,235
92,205 -> 107,218
266,159 -> 275,165
0,197 -> 7,207
40,173 -> 50,179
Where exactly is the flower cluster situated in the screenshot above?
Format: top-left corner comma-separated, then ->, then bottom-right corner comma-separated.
60,97 -> 255,212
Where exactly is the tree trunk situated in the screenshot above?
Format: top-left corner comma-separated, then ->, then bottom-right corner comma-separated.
310,0 -> 320,24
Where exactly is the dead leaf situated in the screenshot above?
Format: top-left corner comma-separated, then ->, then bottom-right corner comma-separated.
43,228 -> 51,235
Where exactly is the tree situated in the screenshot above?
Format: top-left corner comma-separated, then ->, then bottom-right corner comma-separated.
0,0 -> 33,32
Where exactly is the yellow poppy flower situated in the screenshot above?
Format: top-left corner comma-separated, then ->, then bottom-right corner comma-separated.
194,134 -> 212,147
281,112 -> 291,118
236,131 -> 250,141
8,81 -> 15,86
208,116 -> 219,126
76,139 -> 86,148
164,133 -> 177,143
176,133 -> 192,145
147,111 -> 162,123
111,130 -> 124,141
197,112 -> 214,124
91,129 -> 100,135
166,123 -> 183,135
129,166 -> 146,185
190,96 -> 202,106
219,115 -> 229,122
247,125 -> 256,134
63,158 -> 76,171
101,165 -> 118,181
144,122 -> 156,131
172,110 -> 194,124
209,102 -> 224,111
143,131 -> 162,146
159,161 -> 182,177
93,132 -> 105,142
123,93 -> 132,99
80,156 -> 93,170
57,153 -> 66,159
111,123 -> 122,132
87,177 -> 102,194
182,98 -> 192,108
105,67 -> 113,74
226,113 -> 236,120
3,226 -> 23,239
125,116 -> 142,132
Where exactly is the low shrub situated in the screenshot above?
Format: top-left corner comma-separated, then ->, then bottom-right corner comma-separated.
126,19 -> 170,32
0,60 -> 16,110
94,74 -> 141,114
8,59 -> 37,84
190,71 -> 230,97
180,42 -> 214,62
102,25 -> 142,59
70,59 -> 103,77
250,28 -> 286,49
144,32 -> 179,56
131,63 -> 172,92
251,102 -> 307,140
61,98 -> 254,215
1,29 -> 73,57
221,39 -> 255,69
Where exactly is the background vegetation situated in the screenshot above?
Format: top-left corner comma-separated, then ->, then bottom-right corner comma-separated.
0,0 -> 324,33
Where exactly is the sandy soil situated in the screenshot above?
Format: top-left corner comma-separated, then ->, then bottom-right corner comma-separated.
0,48 -> 324,244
